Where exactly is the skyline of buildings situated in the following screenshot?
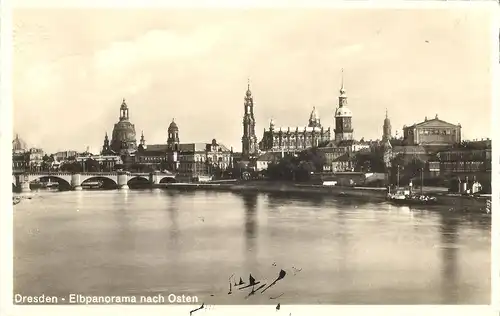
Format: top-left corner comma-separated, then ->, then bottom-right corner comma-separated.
13,9 -> 493,154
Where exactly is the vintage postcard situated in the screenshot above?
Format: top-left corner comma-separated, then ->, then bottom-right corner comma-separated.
2,1 -> 499,316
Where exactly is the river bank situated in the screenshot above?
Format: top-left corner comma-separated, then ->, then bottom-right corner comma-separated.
158,181 -> 491,213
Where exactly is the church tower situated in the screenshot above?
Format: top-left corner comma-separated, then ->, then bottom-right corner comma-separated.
139,131 -> 147,150
167,119 -> 180,150
167,119 -> 180,171
334,69 -> 354,142
382,109 -> 392,142
241,79 -> 258,158
308,106 -> 321,128
102,132 -> 110,154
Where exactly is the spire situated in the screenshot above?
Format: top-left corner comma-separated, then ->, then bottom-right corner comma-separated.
340,68 -> 345,94
385,108 -> 388,119
140,130 -> 146,146
246,78 -> 252,97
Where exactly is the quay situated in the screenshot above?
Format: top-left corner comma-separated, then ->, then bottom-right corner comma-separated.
158,181 -> 491,213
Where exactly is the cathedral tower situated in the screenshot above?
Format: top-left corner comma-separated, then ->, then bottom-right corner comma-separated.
382,109 -> 392,141
334,69 -> 354,142
241,79 -> 258,158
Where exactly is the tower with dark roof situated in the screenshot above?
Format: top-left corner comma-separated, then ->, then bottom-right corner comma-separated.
167,119 -> 180,150
241,78 -> 258,158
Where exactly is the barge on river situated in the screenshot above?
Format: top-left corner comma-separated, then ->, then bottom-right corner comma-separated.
387,188 -> 438,206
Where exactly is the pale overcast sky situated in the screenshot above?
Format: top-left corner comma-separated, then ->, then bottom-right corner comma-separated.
13,8 -> 494,154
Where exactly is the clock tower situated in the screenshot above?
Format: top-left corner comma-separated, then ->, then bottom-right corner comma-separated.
334,69 -> 354,142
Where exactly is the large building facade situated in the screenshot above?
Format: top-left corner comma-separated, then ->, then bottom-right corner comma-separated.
241,81 -> 258,159
259,107 -> 332,153
134,119 -> 232,180
402,114 -> 461,148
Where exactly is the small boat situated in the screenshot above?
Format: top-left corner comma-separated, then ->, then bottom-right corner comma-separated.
44,179 -> 59,189
82,180 -> 103,189
13,196 -> 21,205
387,189 -> 438,206
486,200 -> 491,214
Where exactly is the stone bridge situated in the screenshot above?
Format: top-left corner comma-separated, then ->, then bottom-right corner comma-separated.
12,171 -> 176,192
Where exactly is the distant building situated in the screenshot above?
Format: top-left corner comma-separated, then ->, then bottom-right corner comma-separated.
402,114 -> 461,149
12,134 -> 28,154
255,152 -> 282,171
135,120 -> 232,180
54,150 -> 78,161
75,154 -> 123,172
436,139 -> 491,178
259,107 -> 331,153
12,146 -> 44,172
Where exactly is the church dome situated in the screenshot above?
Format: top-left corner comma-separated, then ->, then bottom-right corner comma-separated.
12,134 -> 27,152
110,99 -> 137,153
335,106 -> 352,117
168,119 -> 178,131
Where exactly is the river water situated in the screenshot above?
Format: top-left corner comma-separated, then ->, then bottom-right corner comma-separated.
13,189 -> 491,304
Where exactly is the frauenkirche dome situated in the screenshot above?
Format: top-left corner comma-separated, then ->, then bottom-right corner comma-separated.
110,98 -> 137,154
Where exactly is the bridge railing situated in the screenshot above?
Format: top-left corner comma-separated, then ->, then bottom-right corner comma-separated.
16,171 -> 176,177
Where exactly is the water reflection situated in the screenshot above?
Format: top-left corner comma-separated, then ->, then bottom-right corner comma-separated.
439,213 -> 459,303
166,191 -> 180,246
242,193 -> 258,265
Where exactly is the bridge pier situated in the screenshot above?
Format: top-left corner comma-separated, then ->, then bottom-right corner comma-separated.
20,181 -> 31,193
117,172 -> 129,190
150,171 -> 161,185
71,174 -> 82,191
15,174 -> 32,193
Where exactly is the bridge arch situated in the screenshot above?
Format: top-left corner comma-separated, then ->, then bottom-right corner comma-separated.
159,176 -> 177,184
80,176 -> 118,188
28,175 -> 72,189
128,175 -> 150,183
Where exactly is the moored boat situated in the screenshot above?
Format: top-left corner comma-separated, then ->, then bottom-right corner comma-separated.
387,188 -> 438,206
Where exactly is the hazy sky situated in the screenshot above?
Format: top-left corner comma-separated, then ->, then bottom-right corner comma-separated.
13,8 -> 494,154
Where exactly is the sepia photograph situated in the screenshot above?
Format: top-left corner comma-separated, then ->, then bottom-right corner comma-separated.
9,3 -> 496,309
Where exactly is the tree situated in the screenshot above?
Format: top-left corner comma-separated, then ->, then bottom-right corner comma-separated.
84,158 -> 100,172
353,147 -> 386,173
298,147 -> 326,171
389,154 -> 426,186
60,161 -> 82,173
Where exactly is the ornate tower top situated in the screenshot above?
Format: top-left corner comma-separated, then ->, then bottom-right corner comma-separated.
339,68 -> 346,96
119,98 -> 129,120
308,106 -> 321,128
168,118 -> 178,131
246,78 -> 252,98
140,131 -> 146,146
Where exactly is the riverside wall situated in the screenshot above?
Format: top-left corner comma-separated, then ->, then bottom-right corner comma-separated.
159,181 -> 491,213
